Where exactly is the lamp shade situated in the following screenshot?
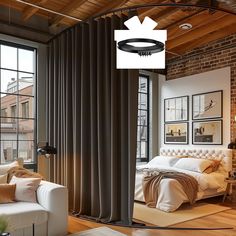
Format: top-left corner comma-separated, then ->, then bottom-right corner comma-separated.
37,142 -> 57,155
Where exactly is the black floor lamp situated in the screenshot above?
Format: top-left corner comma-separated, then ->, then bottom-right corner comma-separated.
37,142 -> 57,158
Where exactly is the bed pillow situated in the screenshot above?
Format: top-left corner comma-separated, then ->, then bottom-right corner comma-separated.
148,156 -> 180,167
10,176 -> 41,203
173,158 -> 213,173
0,174 -> 8,184
0,184 -> 16,203
203,160 -> 221,174
0,161 -> 20,175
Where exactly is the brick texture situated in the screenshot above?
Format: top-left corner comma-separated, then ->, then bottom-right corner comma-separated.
166,33 -> 236,168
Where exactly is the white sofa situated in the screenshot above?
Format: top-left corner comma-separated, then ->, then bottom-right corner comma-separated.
0,180 -> 68,236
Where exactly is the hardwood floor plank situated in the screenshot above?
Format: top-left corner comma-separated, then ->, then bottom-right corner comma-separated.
68,200 -> 236,236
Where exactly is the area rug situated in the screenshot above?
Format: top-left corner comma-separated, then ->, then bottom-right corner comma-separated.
133,202 -> 231,226
69,226 -> 127,236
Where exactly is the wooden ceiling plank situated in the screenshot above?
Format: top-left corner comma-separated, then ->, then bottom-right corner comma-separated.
172,22 -> 236,55
139,0 -> 171,18
94,0 -> 130,16
50,0 -> 88,27
153,7 -> 179,23
22,0 -> 49,21
167,11 -> 226,40
167,10 -> 226,40
166,14 -> 236,50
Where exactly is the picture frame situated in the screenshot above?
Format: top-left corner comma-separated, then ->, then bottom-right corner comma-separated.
164,96 -> 189,122
164,122 -> 188,145
192,120 -> 222,145
192,90 -> 223,120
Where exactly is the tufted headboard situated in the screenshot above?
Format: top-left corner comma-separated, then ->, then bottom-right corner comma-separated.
160,147 -> 232,172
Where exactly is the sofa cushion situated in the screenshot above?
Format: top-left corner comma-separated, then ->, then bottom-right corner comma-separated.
0,184 -> 16,203
10,176 -> 41,202
0,202 -> 48,230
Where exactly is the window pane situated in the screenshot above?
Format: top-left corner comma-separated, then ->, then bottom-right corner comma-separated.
137,126 -> 141,141
137,75 -> 149,162
1,69 -> 17,94
18,49 -> 34,73
140,126 -> 147,141
18,72 -> 34,96
139,93 -> 147,109
18,119 -> 34,140
0,43 -> 35,165
136,142 -> 140,159
21,102 -> 29,118
140,142 -> 147,159
140,110 -> 148,126
139,77 -> 148,93
1,45 -> 17,70
1,140 -> 17,163
1,118 -> 17,141
18,140 -> 34,163
19,96 -> 33,118
1,94 -> 18,118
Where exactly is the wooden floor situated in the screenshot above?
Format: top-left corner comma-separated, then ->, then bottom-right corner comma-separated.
68,199 -> 236,236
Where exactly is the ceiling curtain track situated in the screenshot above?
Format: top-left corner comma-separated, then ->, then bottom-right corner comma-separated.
46,13 -> 139,224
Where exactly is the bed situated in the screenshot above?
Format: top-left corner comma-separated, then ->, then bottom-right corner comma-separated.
135,147 -> 232,212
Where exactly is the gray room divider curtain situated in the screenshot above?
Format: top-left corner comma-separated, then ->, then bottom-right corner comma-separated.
46,15 -> 138,224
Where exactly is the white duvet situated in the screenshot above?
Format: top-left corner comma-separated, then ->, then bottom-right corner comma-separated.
135,164 -> 227,212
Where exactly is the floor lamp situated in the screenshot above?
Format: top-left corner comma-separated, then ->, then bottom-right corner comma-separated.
37,142 -> 57,181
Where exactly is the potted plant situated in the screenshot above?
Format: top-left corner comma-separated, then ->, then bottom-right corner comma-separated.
0,216 -> 10,236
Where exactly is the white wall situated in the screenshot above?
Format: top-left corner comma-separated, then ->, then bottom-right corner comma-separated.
159,67 -> 231,149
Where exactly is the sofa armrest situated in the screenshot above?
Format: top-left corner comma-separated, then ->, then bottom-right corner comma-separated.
37,180 -> 68,236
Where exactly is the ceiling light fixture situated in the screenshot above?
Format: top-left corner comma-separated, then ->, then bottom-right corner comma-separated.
179,23 -> 192,30
118,38 -> 164,56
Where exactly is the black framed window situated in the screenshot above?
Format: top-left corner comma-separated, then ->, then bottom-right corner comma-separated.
0,42 -> 37,169
137,75 -> 149,162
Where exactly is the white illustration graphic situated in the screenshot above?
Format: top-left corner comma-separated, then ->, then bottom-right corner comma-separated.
115,16 -> 167,69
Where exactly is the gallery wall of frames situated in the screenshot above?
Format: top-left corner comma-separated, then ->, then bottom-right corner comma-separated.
164,90 -> 223,145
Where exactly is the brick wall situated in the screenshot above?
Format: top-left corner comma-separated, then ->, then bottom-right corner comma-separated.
166,33 -> 236,168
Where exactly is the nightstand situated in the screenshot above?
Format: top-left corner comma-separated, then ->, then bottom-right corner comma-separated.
222,178 -> 236,202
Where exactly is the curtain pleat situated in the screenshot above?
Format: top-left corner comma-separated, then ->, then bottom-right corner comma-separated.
46,15 -> 138,224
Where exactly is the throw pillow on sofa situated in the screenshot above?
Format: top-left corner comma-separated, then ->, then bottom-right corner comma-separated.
10,176 -> 41,203
0,161 -> 19,175
0,184 -> 16,203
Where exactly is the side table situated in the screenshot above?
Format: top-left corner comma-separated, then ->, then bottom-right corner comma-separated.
222,178 -> 236,202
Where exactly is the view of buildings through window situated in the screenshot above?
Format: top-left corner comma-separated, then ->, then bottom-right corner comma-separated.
137,75 -> 149,162
0,43 -> 36,164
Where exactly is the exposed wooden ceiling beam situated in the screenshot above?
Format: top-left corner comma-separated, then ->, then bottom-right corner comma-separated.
22,0 -> 49,21
166,14 -> 236,50
50,0 -> 88,27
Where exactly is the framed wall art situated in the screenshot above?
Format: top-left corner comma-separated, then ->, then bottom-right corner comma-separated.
164,96 -> 189,122
192,90 -> 223,120
192,120 -> 222,145
164,123 -> 188,144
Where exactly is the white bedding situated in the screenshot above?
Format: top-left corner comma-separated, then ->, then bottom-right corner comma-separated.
135,164 -> 228,212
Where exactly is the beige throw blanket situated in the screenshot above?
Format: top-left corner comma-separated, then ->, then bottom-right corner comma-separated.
142,170 -> 198,208
7,166 -> 43,183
